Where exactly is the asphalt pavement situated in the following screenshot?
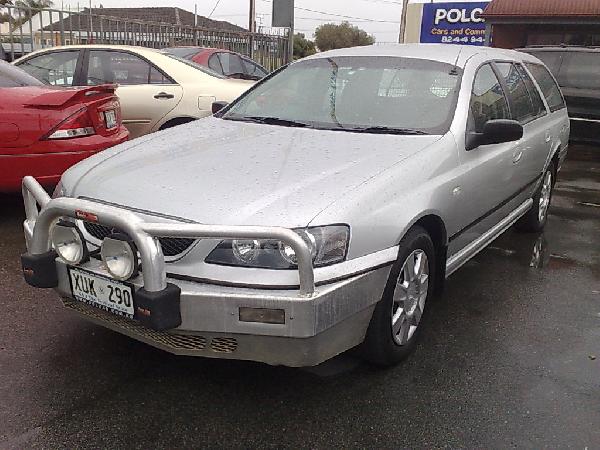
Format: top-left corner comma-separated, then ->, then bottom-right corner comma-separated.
0,144 -> 599,449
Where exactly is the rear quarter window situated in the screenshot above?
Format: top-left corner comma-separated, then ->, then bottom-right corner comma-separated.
525,51 -> 563,75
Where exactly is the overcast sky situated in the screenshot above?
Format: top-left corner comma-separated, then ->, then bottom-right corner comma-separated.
59,0 -> 405,43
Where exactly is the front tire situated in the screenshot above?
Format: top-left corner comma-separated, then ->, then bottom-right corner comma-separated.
362,226 -> 436,367
516,163 -> 555,233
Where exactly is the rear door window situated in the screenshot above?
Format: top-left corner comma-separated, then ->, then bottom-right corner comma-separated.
18,50 -> 79,86
515,64 -> 547,118
525,63 -> 566,112
87,50 -> 173,86
468,63 -> 510,133
558,52 -> 600,90
496,62 -> 544,124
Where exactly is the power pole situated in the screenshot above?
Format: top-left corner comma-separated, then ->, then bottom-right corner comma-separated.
249,0 -> 256,58
287,7 -> 294,63
398,0 -> 409,43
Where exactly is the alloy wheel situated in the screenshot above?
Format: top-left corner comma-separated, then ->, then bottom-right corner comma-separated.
538,170 -> 553,223
391,249 -> 429,345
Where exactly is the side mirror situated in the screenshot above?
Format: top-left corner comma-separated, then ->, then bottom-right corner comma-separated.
212,101 -> 229,114
466,119 -> 523,151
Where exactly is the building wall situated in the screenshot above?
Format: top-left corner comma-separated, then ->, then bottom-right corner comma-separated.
490,23 -> 600,48
490,24 -> 528,48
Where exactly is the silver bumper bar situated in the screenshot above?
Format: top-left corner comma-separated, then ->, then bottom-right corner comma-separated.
22,176 -> 316,296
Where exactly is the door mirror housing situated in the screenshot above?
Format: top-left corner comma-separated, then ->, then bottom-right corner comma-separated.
212,101 -> 229,114
466,119 -> 524,151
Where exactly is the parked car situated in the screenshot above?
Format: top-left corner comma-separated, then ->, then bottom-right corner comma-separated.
20,44 -> 569,367
14,45 -> 254,139
0,60 -> 128,193
520,46 -> 600,133
161,46 -> 269,80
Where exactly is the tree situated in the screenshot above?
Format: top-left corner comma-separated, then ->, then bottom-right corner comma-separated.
314,21 -> 375,52
0,0 -> 13,24
293,33 -> 316,59
15,0 -> 52,12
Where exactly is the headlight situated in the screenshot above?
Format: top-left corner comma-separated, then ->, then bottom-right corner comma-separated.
205,225 -> 350,269
101,234 -> 139,281
50,221 -> 87,265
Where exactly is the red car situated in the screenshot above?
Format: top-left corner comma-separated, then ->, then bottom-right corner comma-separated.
0,61 -> 128,192
162,47 -> 269,81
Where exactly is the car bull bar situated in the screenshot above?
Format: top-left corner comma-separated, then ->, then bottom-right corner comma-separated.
20,176 -> 316,330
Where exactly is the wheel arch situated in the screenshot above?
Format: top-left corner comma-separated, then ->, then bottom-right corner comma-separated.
546,139 -> 563,184
404,213 -> 448,295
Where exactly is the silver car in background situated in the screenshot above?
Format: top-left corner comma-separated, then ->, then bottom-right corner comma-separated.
20,44 -> 569,367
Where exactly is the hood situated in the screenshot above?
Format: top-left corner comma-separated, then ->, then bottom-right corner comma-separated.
67,117 -> 440,227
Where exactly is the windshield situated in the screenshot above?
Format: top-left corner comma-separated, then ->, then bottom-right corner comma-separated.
0,60 -> 43,87
222,56 -> 461,134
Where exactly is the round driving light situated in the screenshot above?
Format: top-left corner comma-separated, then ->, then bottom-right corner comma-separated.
50,221 -> 86,265
232,239 -> 261,263
278,231 -> 316,265
101,235 -> 138,281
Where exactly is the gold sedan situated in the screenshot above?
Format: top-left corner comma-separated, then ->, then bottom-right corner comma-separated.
15,44 -> 255,139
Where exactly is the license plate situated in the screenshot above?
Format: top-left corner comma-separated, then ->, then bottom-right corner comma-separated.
68,268 -> 134,318
104,110 -> 117,129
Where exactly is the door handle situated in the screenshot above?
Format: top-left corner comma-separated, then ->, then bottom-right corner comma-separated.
154,92 -> 175,100
513,150 -> 523,164
545,132 -> 552,143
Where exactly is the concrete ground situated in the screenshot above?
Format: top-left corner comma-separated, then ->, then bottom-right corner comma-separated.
0,144 -> 598,449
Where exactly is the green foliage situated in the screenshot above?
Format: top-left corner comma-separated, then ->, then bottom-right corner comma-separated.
314,21 -> 375,52
293,32 -> 316,60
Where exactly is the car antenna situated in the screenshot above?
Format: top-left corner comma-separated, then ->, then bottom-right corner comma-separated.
449,47 -> 463,75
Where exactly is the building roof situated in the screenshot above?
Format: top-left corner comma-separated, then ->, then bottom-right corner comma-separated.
42,7 -> 246,33
483,0 -> 600,18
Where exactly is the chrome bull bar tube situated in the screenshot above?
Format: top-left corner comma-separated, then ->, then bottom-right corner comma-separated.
141,223 -> 315,295
22,177 -> 316,296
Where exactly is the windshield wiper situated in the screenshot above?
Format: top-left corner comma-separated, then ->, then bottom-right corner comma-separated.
340,126 -> 429,135
225,116 -> 310,128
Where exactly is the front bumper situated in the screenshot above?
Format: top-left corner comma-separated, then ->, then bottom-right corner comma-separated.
55,259 -> 390,366
20,177 -> 393,366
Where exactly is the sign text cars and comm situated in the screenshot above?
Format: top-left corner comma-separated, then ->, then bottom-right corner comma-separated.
420,1 -> 490,46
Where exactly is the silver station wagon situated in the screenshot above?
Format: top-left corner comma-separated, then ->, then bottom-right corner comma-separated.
21,44 -> 569,367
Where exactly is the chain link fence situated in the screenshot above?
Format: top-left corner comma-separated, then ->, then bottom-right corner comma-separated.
0,5 -> 290,70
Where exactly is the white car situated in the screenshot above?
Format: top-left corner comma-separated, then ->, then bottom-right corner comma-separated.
15,45 -> 254,139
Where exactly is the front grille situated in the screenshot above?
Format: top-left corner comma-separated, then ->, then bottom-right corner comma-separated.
63,299 -> 238,353
83,222 -> 195,257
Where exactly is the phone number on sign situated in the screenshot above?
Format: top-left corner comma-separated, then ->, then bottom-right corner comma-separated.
441,36 -> 485,44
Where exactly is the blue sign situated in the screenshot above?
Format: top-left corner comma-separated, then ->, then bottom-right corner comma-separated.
420,2 -> 490,46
